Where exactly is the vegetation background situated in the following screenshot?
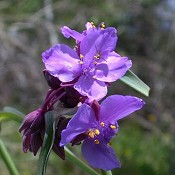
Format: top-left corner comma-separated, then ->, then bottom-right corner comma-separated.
0,0 -> 175,174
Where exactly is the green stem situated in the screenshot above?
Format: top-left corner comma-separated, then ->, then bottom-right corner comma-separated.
101,169 -> 113,175
64,147 -> 100,175
0,139 -> 19,175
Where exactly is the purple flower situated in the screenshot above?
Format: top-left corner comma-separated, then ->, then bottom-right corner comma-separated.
42,23 -> 132,101
60,95 -> 145,170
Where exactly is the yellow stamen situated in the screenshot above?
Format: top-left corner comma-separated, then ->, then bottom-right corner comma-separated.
79,61 -> 83,65
100,122 -> 105,127
94,129 -> 100,135
90,22 -> 94,25
94,53 -> 100,60
88,131 -> 95,138
110,125 -> 116,130
90,22 -> 96,28
94,139 -> 100,144
100,22 -> 105,29
92,75 -> 97,79
94,61 -> 98,65
80,54 -> 83,59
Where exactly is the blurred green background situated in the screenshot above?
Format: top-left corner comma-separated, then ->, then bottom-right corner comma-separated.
0,0 -> 175,174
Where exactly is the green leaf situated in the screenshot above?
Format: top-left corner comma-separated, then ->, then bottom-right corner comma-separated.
0,112 -> 23,123
0,139 -> 19,175
120,70 -> 150,96
0,106 -> 25,123
37,111 -> 56,175
3,106 -> 25,118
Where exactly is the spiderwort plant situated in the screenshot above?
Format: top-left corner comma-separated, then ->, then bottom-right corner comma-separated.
60,95 -> 145,170
17,22 -> 149,175
42,22 -> 132,101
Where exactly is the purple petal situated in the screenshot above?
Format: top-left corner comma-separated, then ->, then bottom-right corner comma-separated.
61,26 -> 84,41
60,104 -> 96,146
82,139 -> 121,170
100,95 -> 145,123
85,22 -> 94,30
74,75 -> 107,101
80,27 -> 117,66
42,44 -> 81,82
94,52 -> 132,82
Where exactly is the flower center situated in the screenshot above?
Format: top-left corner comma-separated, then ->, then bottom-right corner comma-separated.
86,122 -> 118,145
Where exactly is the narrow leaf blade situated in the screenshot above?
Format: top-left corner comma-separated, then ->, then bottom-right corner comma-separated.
0,112 -> 23,123
3,106 -> 25,118
0,139 -> 19,175
37,111 -> 56,175
120,70 -> 150,96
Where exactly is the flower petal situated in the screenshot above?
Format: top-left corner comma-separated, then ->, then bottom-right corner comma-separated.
42,44 -> 81,82
100,95 -> 145,123
94,52 -> 132,82
74,75 -> 107,101
61,26 -> 84,41
60,104 -> 96,146
80,27 -> 117,66
82,139 -> 121,170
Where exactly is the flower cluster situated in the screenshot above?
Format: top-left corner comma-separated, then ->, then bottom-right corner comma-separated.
19,22 -> 145,171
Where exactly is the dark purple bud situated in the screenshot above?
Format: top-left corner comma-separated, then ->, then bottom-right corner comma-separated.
19,108 -> 45,155
60,87 -> 85,108
19,109 -> 43,133
43,69 -> 61,90
52,117 -> 70,159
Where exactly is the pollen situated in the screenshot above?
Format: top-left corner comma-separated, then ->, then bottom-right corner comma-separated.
94,129 -> 100,135
94,139 -> 100,144
94,61 -> 98,65
90,22 -> 96,28
80,54 -> 83,59
100,22 -> 105,29
110,125 -> 116,130
79,61 -> 83,65
94,53 -> 100,60
88,130 -> 95,138
100,122 -> 105,127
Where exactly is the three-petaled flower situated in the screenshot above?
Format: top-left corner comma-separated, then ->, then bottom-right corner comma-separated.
42,22 -> 132,101
60,95 -> 145,170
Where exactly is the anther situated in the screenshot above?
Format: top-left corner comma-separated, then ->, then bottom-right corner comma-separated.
100,122 -> 105,127
90,22 -> 96,28
110,125 -> 116,130
94,61 -> 98,65
94,139 -> 100,144
94,53 -> 100,60
79,61 -> 83,65
100,22 -> 105,28
94,129 -> 100,135
88,131 -> 95,138
80,54 -> 83,59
